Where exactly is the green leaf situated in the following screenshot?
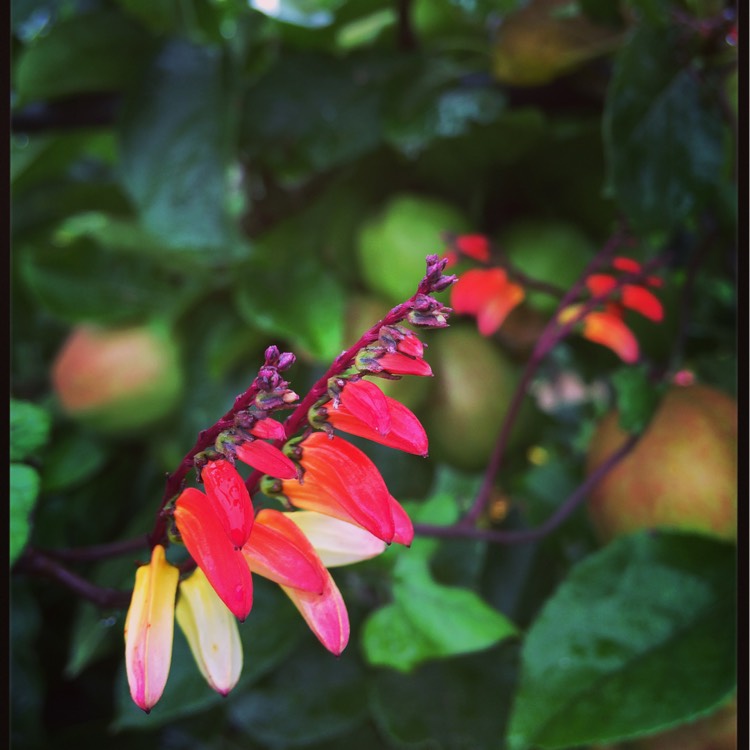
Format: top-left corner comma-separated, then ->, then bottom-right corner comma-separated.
507,531 -> 737,750
118,38 -> 246,260
363,548 -> 518,672
603,26 -> 726,236
13,9 -> 156,105
10,398 -> 51,462
229,644 -> 368,746
41,429 -> 109,493
248,0 -> 343,28
10,463 -> 40,564
612,364 -> 665,433
65,603 -> 122,679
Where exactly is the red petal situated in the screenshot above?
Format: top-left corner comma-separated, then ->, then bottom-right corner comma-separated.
376,351 -> 432,377
327,386 -> 428,457
250,419 -> 286,441
281,570 -> 349,656
174,488 -> 254,621
235,440 -> 298,480
612,257 -> 642,274
394,329 -> 424,359
281,432 -> 399,543
621,284 -> 663,321
582,311 -> 640,363
451,268 -> 525,336
201,460 -> 254,549
242,509 -> 326,594
388,496 -> 414,546
338,380 -> 391,435
585,273 -> 617,297
454,234 -> 491,262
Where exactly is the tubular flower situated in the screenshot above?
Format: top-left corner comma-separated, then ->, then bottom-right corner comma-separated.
124,545 -> 180,713
175,568 -> 243,696
273,431 -> 414,546
174,486 -> 255,621
231,418 -> 297,479
321,379 -> 428,456
200,459 -> 254,549
559,303 -> 640,364
450,267 -> 525,336
285,511 -> 387,567
243,508 -> 349,655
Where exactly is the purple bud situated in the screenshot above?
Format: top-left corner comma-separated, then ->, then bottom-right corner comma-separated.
277,352 -> 296,370
264,345 -> 280,364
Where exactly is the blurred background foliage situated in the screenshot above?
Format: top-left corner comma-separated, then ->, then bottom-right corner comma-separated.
11,0 -> 737,749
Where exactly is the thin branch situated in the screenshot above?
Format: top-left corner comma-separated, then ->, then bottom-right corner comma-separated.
38,535 -> 150,563
415,432 -> 639,544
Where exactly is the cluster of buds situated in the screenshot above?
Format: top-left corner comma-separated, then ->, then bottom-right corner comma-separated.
123,258 -> 450,712
443,233 -> 664,364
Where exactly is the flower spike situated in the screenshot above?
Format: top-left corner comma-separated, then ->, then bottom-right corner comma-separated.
176,568 -> 243,696
124,545 -> 180,713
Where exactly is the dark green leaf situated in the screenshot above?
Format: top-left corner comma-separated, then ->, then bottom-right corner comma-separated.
19,237 -> 204,325
507,532 -> 737,749
11,463 -> 40,564
240,52 -> 385,182
229,644 -> 368,746
40,429 -> 109,493
118,38 -> 247,261
14,9 -> 156,105
10,398 -> 51,462
603,26 -> 726,235
370,646 -> 519,750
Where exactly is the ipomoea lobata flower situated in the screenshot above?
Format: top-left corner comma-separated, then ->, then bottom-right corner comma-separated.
232,419 -> 298,479
200,459 -> 254,549
450,267 -> 525,336
270,431 -> 414,546
124,544 -> 180,713
244,509 -> 349,655
321,379 -> 428,456
175,567 -> 243,696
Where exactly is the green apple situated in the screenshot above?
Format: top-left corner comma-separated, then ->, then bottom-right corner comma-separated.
420,325 -> 531,471
586,384 -> 737,542
356,193 -> 470,304
52,321 -> 183,434
500,219 -> 595,313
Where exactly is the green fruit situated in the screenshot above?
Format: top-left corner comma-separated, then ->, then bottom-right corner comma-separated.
52,322 -> 183,434
356,193 -> 470,304
344,294 -> 431,411
421,325 -> 527,471
586,384 -> 737,543
501,219 -> 595,313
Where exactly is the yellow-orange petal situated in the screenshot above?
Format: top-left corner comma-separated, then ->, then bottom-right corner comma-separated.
124,545 -> 179,712
175,568 -> 243,696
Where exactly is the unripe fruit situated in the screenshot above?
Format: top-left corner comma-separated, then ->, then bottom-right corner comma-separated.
421,325 -> 529,471
500,219 -> 595,313
356,193 -> 470,304
52,322 -> 183,434
586,384 -> 737,542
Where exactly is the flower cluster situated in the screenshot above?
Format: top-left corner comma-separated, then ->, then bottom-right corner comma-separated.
123,256 -> 454,712
444,234 -> 663,363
